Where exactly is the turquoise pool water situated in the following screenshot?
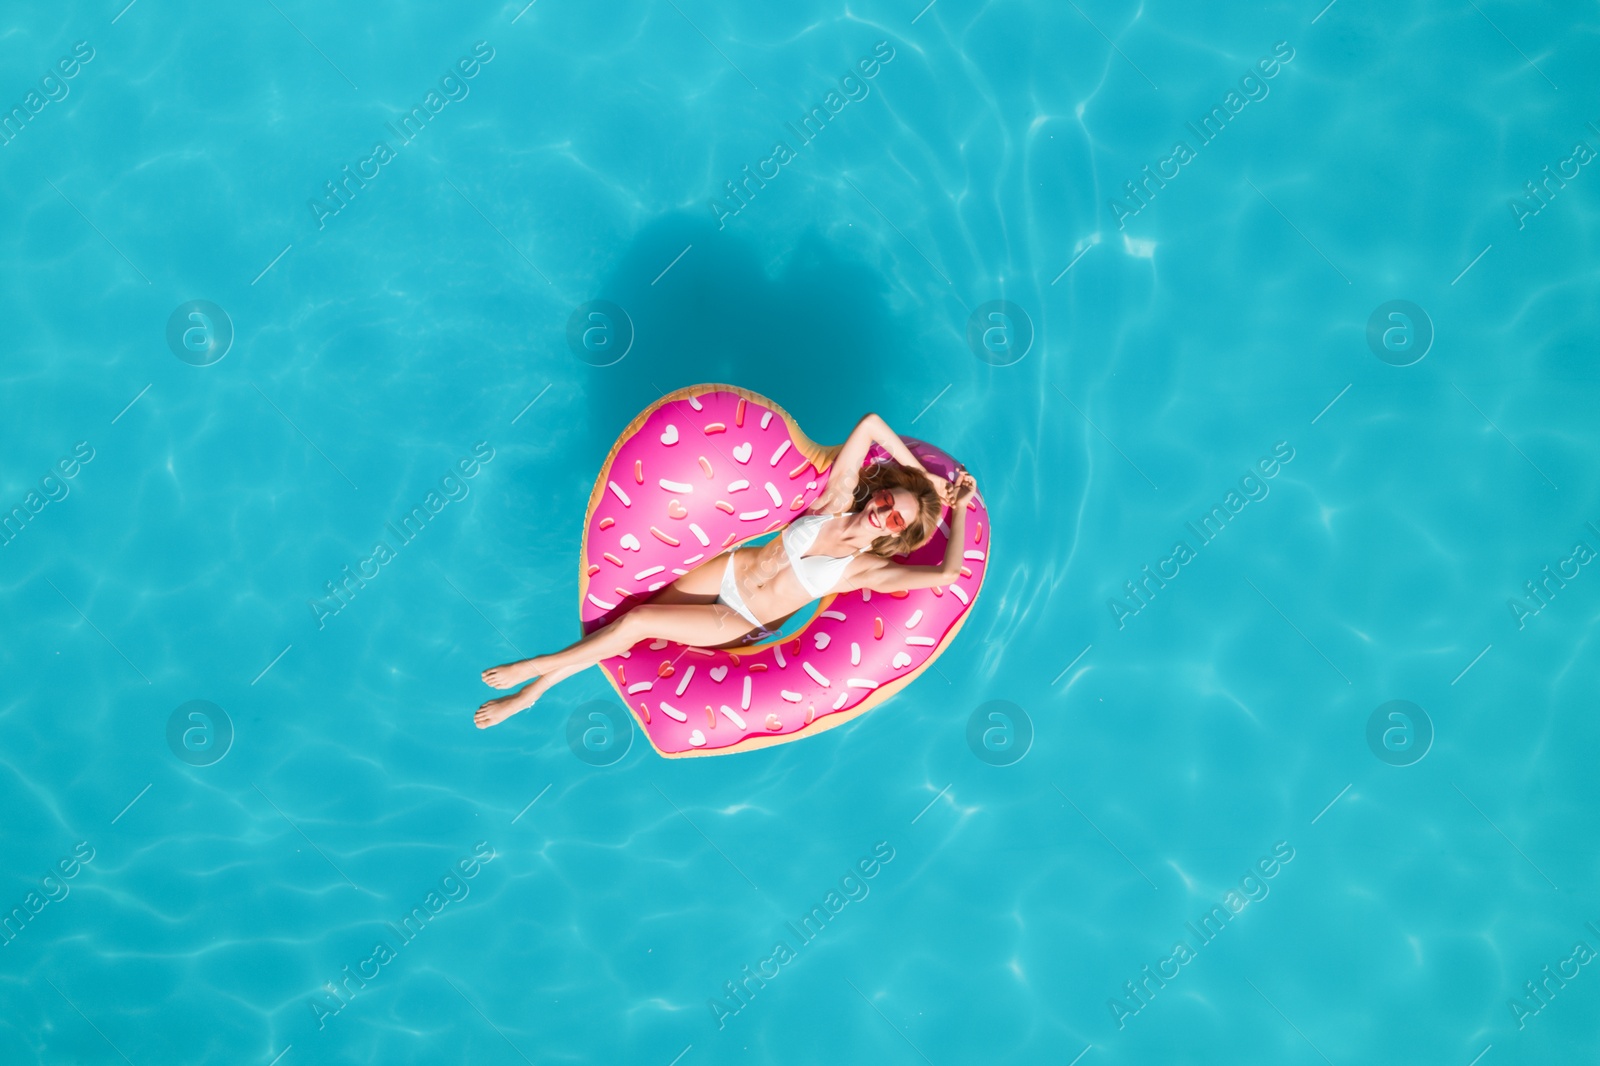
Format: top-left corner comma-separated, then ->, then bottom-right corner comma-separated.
3,0 -> 1597,1062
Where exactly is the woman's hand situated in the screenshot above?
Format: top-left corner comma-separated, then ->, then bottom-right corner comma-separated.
927,468 -> 961,508
951,471 -> 977,507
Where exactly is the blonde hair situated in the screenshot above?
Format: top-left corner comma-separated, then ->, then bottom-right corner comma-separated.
850,461 -> 943,557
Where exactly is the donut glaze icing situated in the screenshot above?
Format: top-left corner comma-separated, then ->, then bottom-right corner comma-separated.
580,384 -> 988,757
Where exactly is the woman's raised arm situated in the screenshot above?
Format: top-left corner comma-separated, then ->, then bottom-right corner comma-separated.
813,413 -> 949,513
857,413 -> 926,472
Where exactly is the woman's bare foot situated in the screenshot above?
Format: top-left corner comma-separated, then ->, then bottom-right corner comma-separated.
475,688 -> 537,729
481,656 -> 548,689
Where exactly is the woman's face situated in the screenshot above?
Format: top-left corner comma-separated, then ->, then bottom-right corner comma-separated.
859,488 -> 918,535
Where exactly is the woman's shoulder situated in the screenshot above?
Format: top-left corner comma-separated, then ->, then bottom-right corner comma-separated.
783,511 -> 826,549
836,550 -> 891,589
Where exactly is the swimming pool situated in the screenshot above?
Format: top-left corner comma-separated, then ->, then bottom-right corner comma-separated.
3,0 -> 1597,1062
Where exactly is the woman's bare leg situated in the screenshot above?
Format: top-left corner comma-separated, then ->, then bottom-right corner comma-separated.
474,601 -> 757,728
481,553 -> 728,689
481,622 -> 616,689
474,661 -> 586,728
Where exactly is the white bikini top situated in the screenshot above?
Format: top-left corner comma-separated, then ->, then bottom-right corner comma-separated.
781,512 -> 864,598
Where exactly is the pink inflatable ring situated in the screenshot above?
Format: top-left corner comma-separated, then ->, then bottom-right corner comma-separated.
579,384 -> 989,758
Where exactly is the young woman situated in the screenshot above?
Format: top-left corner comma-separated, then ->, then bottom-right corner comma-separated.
475,412 -> 978,728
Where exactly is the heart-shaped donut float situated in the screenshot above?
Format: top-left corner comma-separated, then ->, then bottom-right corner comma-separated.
579,384 -> 988,757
